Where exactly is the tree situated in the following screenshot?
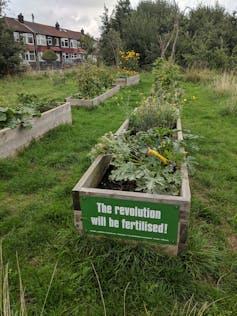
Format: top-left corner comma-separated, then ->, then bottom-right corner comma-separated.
99,5 -> 123,66
111,0 -> 132,41
0,3 -> 24,76
80,33 -> 96,60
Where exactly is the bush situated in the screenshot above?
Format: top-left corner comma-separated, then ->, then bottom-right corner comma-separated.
76,64 -> 114,99
152,58 -> 181,92
42,50 -> 58,62
129,96 -> 179,133
119,50 -> 140,72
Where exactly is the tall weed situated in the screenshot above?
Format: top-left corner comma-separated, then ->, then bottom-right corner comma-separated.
211,72 -> 237,96
183,68 -> 214,83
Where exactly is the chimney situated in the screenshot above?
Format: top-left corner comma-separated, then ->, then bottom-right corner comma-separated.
32,13 -> 34,23
18,13 -> 24,23
55,22 -> 60,30
81,28 -> 84,35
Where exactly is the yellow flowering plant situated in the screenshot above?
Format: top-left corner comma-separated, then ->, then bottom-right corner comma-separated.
119,50 -> 140,76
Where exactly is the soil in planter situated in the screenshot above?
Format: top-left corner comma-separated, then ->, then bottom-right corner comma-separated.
98,165 -> 137,191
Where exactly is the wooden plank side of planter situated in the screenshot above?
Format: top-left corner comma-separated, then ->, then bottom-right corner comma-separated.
66,85 -> 120,107
0,102 -> 72,158
114,74 -> 140,87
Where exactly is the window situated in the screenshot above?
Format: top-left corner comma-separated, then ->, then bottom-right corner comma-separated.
36,34 -> 46,46
22,33 -> 34,45
24,51 -> 35,61
54,38 -> 59,46
77,41 -> 81,48
14,32 -> 20,41
61,38 -> 69,47
70,39 -> 77,48
47,37 -> 52,46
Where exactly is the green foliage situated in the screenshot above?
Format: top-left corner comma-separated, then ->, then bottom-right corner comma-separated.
17,93 -> 59,113
0,18 -> 24,77
0,93 -> 60,129
129,96 -> 178,132
0,105 -> 40,129
153,57 -> 181,91
76,64 -> 114,99
99,0 -> 237,70
41,49 -> 58,62
90,128 -> 184,195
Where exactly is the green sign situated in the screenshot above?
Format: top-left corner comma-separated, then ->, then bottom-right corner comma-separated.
80,196 -> 179,245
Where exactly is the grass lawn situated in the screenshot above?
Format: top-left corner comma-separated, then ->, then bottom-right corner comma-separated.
0,70 -> 81,107
0,72 -> 237,315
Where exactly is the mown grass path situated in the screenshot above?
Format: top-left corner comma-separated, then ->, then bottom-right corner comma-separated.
0,73 -> 237,315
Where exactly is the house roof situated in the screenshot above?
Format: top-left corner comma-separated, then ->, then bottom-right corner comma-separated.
4,16 -> 82,40
4,17 -> 31,33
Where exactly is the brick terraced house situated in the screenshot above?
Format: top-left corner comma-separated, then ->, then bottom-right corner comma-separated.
4,13 -> 88,68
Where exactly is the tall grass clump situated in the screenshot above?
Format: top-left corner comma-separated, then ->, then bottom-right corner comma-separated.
0,241 -> 27,316
183,68 -> 214,83
211,72 -> 237,96
219,95 -> 237,117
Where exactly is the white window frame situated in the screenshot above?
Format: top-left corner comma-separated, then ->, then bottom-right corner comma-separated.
22,33 -> 34,45
70,39 -> 77,49
47,37 -> 53,46
24,51 -> 36,61
36,34 -> 47,46
61,38 -> 69,48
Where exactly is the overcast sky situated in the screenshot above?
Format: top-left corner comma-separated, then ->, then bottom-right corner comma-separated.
5,0 -> 237,38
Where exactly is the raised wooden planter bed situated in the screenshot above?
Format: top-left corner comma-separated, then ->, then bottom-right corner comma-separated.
0,102 -> 72,158
65,85 -> 120,107
114,74 -> 140,87
72,118 -> 191,255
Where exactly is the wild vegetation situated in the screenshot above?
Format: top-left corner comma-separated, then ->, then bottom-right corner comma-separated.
100,0 -> 237,70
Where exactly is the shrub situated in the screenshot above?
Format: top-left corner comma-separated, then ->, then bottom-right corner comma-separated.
119,50 -> 140,72
152,58 -> 181,92
41,50 -> 58,62
129,96 -> 179,132
76,64 -> 114,99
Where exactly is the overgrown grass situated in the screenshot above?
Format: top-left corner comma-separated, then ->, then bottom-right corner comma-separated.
210,71 -> 237,96
0,70 -> 78,107
0,72 -> 237,315
182,68 -> 214,83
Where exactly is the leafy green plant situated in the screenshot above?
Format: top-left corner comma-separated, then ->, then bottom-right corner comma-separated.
41,49 -> 58,62
0,106 -> 40,129
0,93 -> 61,129
90,128 -> 186,195
152,58 -> 181,92
17,93 -> 59,113
76,64 -> 114,99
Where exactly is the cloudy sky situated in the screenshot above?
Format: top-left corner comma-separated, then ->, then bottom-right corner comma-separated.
5,0 -> 237,38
